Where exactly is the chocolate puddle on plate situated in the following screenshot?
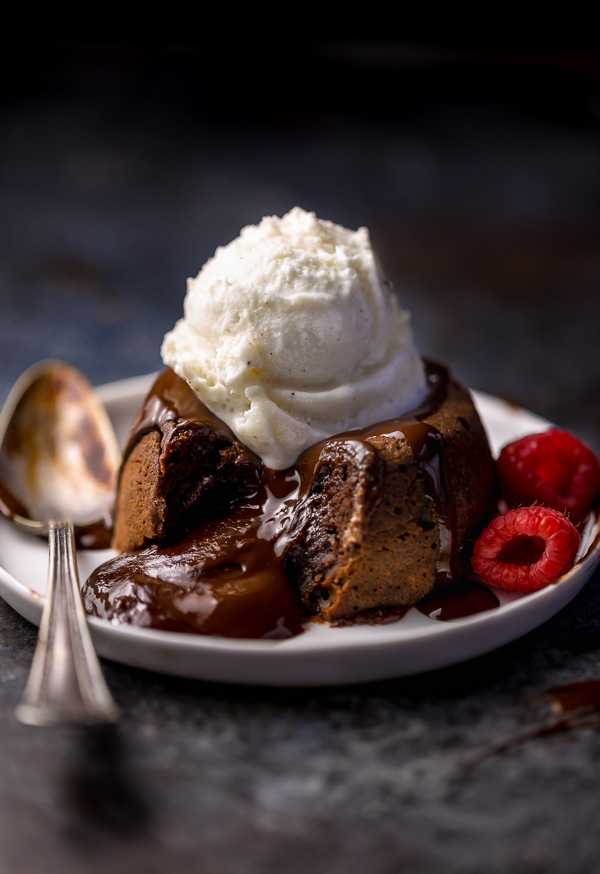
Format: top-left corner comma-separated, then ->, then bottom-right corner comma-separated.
416,578 -> 500,620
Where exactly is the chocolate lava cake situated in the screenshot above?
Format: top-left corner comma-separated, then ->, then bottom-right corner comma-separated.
83,362 -> 497,635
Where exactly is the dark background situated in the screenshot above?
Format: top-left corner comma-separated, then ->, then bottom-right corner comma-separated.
1,40 -> 599,448
1,41 -> 600,874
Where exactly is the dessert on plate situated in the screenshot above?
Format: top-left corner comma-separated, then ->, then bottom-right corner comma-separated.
83,208 -> 498,637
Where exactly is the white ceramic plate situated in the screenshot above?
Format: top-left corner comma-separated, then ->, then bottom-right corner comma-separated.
0,374 -> 598,687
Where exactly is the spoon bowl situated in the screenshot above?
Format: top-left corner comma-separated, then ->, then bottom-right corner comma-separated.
0,360 -> 120,531
0,360 -> 122,726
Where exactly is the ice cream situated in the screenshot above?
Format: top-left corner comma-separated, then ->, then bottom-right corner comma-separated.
161,207 -> 428,469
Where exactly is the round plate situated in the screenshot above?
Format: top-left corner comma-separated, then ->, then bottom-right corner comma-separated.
0,374 -> 598,686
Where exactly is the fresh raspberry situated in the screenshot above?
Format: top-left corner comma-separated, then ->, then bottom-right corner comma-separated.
497,429 -> 600,524
472,505 -> 580,592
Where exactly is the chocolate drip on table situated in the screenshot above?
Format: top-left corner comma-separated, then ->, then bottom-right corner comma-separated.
460,677 -> 600,782
84,364 -> 499,638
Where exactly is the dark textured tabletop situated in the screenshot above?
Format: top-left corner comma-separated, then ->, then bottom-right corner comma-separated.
1,43 -> 600,873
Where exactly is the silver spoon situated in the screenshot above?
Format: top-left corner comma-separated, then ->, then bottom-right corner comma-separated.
0,360 -> 122,726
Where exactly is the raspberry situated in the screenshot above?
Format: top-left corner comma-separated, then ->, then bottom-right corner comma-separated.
472,506 -> 580,592
497,429 -> 600,524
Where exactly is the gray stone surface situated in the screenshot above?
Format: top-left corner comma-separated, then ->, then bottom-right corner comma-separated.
1,43 -> 600,873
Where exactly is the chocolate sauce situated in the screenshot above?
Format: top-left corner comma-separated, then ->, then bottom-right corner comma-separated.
416,577 -> 500,620
121,367 -> 254,466
460,675 -> 600,781
85,362 -> 490,638
547,679 -> 600,717
85,475 -> 304,639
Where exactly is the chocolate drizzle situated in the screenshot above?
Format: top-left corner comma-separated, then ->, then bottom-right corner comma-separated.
416,578 -> 500,620
84,476 -> 305,639
83,363 -> 497,637
121,367 -> 254,465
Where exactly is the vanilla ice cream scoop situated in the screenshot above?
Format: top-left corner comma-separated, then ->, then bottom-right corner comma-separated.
161,207 -> 428,469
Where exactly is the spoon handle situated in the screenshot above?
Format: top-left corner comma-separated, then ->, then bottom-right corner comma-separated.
15,520 -> 120,726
